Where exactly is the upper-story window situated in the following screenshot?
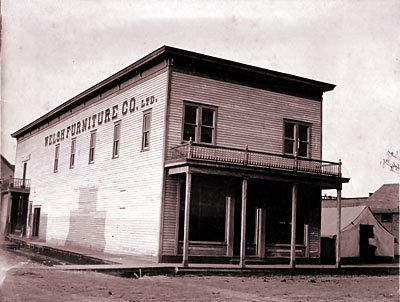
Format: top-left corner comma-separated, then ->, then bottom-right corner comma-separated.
183,103 -> 216,144
113,121 -> 121,158
284,120 -> 310,157
70,139 -> 76,168
142,110 -> 151,151
54,144 -> 60,173
89,130 -> 97,164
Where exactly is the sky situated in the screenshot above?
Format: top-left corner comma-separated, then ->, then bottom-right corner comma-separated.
1,0 -> 399,197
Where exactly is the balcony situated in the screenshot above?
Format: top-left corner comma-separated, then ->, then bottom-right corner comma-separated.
1,177 -> 31,193
166,142 -> 342,178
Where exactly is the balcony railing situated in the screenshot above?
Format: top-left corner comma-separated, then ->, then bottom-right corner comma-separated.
167,142 -> 342,177
1,177 -> 31,191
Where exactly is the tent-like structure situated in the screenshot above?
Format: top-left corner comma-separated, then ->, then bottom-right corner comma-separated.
321,206 -> 394,259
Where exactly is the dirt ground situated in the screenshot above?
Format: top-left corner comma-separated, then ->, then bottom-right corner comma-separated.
0,249 -> 399,302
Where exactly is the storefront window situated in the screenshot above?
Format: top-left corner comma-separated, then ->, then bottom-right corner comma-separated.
265,183 -> 304,244
179,178 -> 226,242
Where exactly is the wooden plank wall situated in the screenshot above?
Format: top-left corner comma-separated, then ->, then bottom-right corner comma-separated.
161,71 -> 323,256
167,71 -> 322,157
161,176 -> 180,255
14,69 -> 168,256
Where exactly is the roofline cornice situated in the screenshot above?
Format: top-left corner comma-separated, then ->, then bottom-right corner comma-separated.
12,45 -> 335,139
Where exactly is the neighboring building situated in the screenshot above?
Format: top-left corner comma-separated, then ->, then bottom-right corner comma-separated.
1,155 -> 15,180
322,183 -> 400,257
367,184 -> 399,256
7,46 -> 348,265
1,155 -> 30,238
321,206 -> 395,263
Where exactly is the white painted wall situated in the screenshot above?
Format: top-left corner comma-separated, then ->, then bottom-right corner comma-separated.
14,70 -> 168,256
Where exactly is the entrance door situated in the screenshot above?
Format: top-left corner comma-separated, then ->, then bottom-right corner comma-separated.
359,224 -> 375,262
32,207 -> 41,237
10,195 -> 28,236
233,181 -> 267,258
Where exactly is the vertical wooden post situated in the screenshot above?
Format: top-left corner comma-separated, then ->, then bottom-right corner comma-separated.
226,196 -> 235,257
304,223 -> 310,258
336,188 -> 342,268
240,177 -> 248,268
182,171 -> 192,267
188,137 -> 193,159
290,183 -> 298,268
257,206 -> 266,258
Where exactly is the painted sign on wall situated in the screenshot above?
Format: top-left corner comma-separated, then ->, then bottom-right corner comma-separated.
44,96 -> 158,147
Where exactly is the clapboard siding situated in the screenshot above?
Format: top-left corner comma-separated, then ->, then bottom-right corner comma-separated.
14,70 -> 168,256
167,71 -> 322,158
161,176 -> 180,254
161,71 -> 324,256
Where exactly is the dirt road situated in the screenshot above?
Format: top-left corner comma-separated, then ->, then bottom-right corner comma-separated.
0,247 -> 398,301
1,267 -> 398,301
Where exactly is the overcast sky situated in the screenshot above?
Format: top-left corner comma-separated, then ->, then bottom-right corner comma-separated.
1,0 -> 399,197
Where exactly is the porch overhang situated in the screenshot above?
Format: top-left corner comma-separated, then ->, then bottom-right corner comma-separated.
166,159 -> 349,190
166,143 -> 349,190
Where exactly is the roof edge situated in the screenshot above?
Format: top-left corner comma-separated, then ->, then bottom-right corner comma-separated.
11,45 -> 336,139
1,154 -> 15,171
11,45 -> 168,138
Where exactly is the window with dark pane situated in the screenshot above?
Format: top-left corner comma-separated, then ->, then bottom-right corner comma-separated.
284,122 -> 295,154
113,122 -> 121,157
283,121 -> 310,157
178,178 -> 226,242
142,111 -> 151,150
182,103 -> 216,144
70,139 -> 76,168
89,131 -> 96,164
190,185 -> 226,242
298,124 -> 309,157
381,213 -> 392,222
200,108 -> 214,143
54,144 -> 60,173
183,105 -> 197,141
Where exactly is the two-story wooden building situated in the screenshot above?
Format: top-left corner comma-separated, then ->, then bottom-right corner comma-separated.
9,46 -> 349,266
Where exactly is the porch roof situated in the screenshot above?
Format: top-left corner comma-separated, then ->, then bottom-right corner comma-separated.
166,160 -> 349,190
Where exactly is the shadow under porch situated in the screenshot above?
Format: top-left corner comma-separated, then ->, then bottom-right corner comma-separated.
0,178 -> 31,238
160,168 -> 346,267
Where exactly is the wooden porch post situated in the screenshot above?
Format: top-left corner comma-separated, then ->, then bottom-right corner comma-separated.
290,183 -> 298,268
336,188 -> 342,268
240,177 -> 248,268
226,196 -> 235,257
256,206 -> 266,258
182,171 -> 192,267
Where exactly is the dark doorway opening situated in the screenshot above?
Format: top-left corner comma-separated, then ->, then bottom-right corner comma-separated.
359,224 -> 375,262
32,207 -> 41,237
320,236 -> 336,264
10,194 -> 28,236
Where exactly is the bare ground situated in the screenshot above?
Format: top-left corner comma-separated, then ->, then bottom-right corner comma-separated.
1,268 -> 399,301
0,249 -> 399,302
